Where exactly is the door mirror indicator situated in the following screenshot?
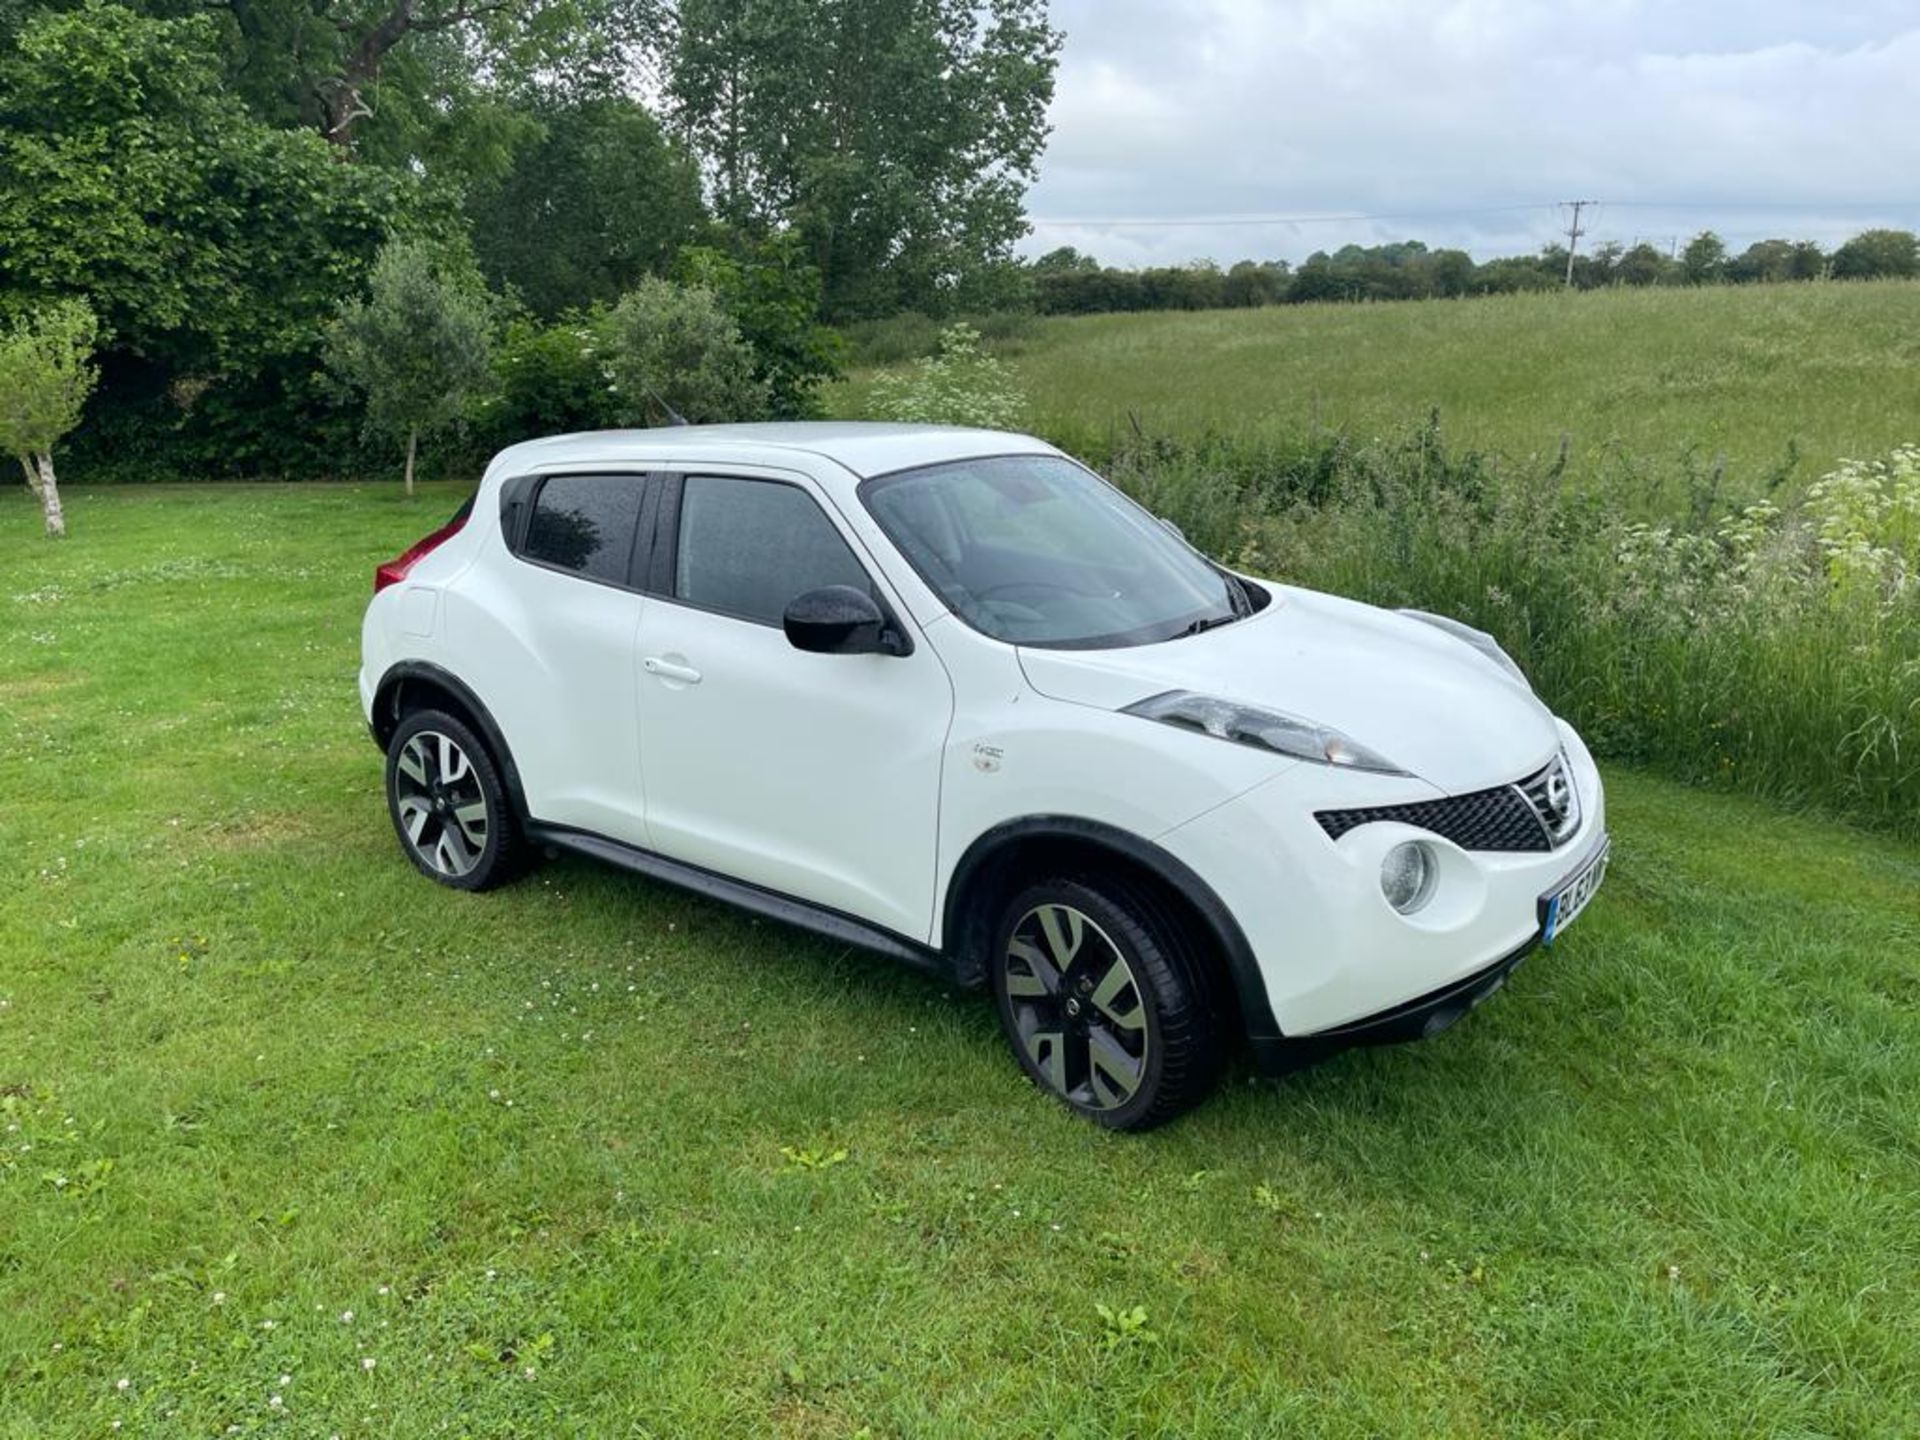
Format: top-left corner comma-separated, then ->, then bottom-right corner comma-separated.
783,585 -> 910,656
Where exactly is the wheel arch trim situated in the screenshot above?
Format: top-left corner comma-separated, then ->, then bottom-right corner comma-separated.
942,815 -> 1282,1045
371,661 -> 530,824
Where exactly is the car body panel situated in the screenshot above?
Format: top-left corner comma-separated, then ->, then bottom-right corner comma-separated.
1017,584 -> 1562,794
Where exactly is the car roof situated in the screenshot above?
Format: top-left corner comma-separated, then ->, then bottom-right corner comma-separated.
483,422 -> 1059,489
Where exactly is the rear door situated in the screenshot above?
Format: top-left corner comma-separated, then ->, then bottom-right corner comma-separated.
631,469 -> 954,941
478,469 -> 658,845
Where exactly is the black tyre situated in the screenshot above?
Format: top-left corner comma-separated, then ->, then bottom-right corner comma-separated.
384,708 -> 525,892
989,875 -> 1223,1130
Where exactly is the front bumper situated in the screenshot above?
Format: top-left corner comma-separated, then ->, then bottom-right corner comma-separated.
1158,718 -> 1607,1058
1247,930 -> 1539,1074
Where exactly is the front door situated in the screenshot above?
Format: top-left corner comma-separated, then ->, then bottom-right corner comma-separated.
633,471 -> 952,942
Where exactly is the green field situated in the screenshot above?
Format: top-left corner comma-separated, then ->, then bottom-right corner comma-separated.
3,480 -> 1919,1435
837,281 -> 1920,493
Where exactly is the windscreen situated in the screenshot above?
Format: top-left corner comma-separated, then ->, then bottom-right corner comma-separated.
861,454 -> 1237,648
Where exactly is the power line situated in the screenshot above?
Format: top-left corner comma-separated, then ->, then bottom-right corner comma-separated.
1027,198 -> 1917,231
1028,202 -> 1557,229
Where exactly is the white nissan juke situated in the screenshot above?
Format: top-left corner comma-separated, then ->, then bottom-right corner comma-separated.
360,423 -> 1608,1129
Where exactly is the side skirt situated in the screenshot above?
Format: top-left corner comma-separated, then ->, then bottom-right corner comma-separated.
525,823 -> 953,981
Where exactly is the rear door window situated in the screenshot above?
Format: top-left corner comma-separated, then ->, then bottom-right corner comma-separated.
517,474 -> 649,586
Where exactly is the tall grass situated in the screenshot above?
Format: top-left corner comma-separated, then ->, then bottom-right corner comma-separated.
832,281 -> 1920,502
1108,421 -> 1920,836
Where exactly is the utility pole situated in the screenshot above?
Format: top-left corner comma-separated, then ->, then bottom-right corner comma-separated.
1562,200 -> 1594,287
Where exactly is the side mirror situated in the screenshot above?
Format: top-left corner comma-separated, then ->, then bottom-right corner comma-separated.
1158,515 -> 1187,542
783,585 -> 910,656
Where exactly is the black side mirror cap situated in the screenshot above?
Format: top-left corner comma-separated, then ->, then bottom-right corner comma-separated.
783,585 -> 912,656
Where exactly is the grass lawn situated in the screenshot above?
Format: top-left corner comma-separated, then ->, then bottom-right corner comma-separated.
3,482 -> 1918,1436
834,280 -> 1920,496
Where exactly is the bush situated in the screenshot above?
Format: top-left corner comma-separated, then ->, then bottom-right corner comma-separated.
674,236 -> 843,418
867,323 -> 1024,430
1097,423 -> 1920,837
471,311 -> 624,455
603,277 -> 770,425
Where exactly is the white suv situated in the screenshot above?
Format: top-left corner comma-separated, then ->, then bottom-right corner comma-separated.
360,423 -> 1607,1128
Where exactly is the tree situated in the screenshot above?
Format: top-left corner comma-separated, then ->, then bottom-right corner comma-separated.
468,97 -> 707,317
0,4 -> 398,377
602,277 -> 770,424
667,0 -> 1061,319
1681,231 -> 1728,284
133,0 -> 669,158
1031,246 -> 1100,275
0,300 -> 97,538
1830,229 -> 1919,280
324,242 -> 495,494
1613,243 -> 1675,288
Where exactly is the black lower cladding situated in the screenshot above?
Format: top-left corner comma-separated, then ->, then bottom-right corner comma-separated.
1247,933 -> 1539,1074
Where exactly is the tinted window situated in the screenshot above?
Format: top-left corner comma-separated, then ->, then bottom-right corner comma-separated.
522,475 -> 645,584
674,475 -> 871,625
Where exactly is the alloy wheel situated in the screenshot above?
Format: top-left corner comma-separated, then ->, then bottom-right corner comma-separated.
392,730 -> 490,878
1002,902 -> 1150,1111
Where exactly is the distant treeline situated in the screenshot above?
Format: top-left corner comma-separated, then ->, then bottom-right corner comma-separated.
1025,228 -> 1920,315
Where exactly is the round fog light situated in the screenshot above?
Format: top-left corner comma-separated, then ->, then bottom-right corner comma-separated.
1381,841 -> 1438,914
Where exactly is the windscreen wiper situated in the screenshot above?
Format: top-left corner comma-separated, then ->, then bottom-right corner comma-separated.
1181,611 -> 1240,637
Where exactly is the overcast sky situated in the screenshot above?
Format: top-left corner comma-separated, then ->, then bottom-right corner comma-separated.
1020,0 -> 1920,267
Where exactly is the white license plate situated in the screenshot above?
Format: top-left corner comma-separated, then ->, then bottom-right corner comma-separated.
1540,837 -> 1608,944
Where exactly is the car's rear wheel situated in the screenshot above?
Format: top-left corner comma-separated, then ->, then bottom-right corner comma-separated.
990,876 -> 1222,1130
384,709 -> 523,891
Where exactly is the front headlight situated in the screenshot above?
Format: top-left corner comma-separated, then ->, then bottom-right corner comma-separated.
1122,690 -> 1407,774
1399,609 -> 1531,689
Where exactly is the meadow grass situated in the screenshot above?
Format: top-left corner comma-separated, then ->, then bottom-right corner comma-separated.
834,280 -> 1920,498
3,483 -> 1919,1436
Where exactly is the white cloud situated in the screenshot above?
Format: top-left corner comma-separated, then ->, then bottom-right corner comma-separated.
1023,0 -> 1920,266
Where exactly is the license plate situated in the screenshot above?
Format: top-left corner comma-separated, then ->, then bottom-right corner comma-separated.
1540,836 -> 1609,944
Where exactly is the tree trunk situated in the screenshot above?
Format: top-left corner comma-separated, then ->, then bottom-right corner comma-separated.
35,452 -> 65,538
404,426 -> 418,497
19,454 -> 41,497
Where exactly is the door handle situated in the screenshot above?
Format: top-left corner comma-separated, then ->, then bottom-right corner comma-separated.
643,656 -> 703,685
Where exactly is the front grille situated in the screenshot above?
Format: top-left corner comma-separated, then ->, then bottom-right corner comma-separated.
1316,752 -> 1578,853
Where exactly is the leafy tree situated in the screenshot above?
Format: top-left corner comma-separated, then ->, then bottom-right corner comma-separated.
0,300 -> 97,538
667,0 -> 1061,319
324,242 -> 495,494
868,322 -> 1021,429
0,3 -> 398,377
602,277 -> 770,424
674,234 -> 842,417
1681,231 -> 1728,284
134,0 -> 669,159
1830,229 -> 1919,280
1031,246 -> 1100,275
468,97 -> 706,317
1428,250 -> 1475,298
1613,243 -> 1675,288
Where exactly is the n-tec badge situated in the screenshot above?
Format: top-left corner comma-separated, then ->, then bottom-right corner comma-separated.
972,742 -> 1004,774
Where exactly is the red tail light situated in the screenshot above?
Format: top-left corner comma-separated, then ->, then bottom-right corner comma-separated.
374,502 -> 471,594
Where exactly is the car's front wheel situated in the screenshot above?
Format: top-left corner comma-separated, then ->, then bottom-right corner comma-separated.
384,709 -> 524,891
990,876 -> 1223,1130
